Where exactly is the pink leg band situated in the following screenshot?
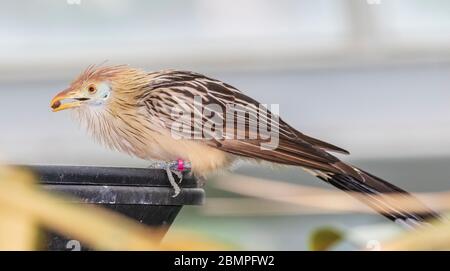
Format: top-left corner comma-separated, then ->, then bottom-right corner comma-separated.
177,159 -> 184,171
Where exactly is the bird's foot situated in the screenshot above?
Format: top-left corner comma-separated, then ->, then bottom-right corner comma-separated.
147,159 -> 192,172
148,159 -> 192,197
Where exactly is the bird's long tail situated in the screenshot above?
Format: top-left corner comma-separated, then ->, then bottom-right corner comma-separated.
314,162 -> 440,228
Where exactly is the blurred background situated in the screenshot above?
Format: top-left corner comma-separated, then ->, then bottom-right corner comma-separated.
1,0 -> 450,250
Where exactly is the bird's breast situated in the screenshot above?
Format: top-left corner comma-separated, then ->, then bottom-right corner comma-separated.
77,109 -> 234,176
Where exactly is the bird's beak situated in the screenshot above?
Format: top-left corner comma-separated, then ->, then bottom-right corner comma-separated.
50,89 -> 88,112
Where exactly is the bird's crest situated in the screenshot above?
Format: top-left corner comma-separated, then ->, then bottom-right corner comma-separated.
70,64 -> 130,89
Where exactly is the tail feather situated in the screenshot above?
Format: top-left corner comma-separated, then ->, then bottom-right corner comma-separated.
315,165 -> 440,227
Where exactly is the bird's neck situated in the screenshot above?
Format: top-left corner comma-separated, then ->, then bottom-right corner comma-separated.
73,103 -> 144,157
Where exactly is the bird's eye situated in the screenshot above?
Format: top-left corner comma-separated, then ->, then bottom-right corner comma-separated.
88,85 -> 97,94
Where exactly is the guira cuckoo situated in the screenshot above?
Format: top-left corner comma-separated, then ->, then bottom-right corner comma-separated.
50,65 -> 439,227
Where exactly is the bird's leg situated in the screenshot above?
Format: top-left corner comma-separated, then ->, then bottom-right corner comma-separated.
165,166 -> 181,197
147,159 -> 192,197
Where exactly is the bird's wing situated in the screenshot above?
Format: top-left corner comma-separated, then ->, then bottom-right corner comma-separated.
138,70 -> 347,173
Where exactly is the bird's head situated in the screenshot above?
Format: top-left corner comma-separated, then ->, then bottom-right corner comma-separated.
50,82 -> 111,112
50,65 -> 142,112
50,65 -> 120,112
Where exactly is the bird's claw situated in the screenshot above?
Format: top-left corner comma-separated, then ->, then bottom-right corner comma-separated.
148,160 -> 191,197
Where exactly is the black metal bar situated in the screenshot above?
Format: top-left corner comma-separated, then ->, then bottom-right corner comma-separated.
43,185 -> 205,205
29,165 -> 198,187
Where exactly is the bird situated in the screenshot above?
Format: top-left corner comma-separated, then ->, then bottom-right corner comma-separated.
50,64 -> 440,227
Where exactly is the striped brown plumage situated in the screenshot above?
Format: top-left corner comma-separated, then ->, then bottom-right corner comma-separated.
51,65 -> 440,227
